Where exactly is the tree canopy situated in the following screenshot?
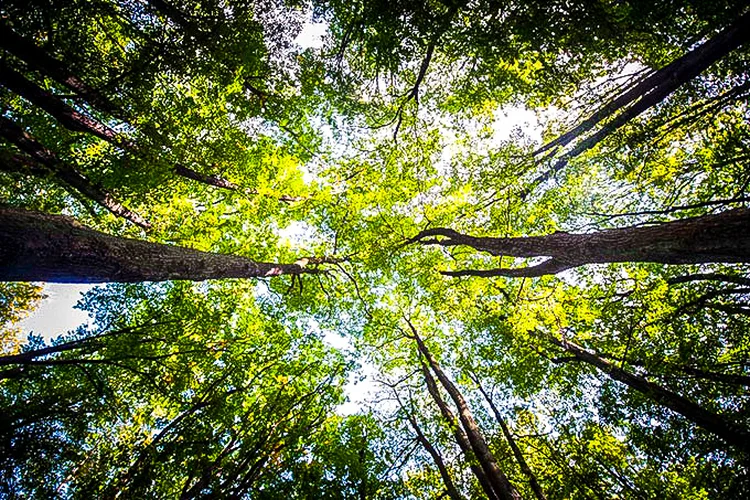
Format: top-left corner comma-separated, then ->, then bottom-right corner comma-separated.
1,0 -> 749,497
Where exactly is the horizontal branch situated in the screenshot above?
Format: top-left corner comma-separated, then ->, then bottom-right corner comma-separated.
411,209 -> 750,278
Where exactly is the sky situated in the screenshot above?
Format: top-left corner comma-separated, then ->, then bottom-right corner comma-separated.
16,283 -> 93,340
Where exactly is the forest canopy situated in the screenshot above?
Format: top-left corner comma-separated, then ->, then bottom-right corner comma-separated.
1,0 -> 749,498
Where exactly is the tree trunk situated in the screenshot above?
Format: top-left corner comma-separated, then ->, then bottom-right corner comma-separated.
531,10 -> 750,187
0,117 -> 150,228
0,63 -> 242,192
410,208 -> 750,278
0,23 -> 123,118
0,62 -> 123,145
411,326 -> 521,500
0,208 -> 324,283
613,357 -> 750,388
472,376 -> 548,500
404,409 -> 464,500
676,365 -> 750,387
549,336 -> 750,453
420,361 -> 501,500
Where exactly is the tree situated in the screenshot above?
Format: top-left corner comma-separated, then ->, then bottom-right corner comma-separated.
2,0 -> 750,496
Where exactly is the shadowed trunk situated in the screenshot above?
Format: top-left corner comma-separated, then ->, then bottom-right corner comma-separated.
410,208 -> 750,278
0,23 -> 123,117
0,208 -> 324,283
0,62 -> 123,145
404,411 -> 464,500
0,63 -> 241,191
472,376 -> 547,500
411,325 -> 521,500
529,10 -> 750,191
420,361 -> 501,500
0,117 -> 149,228
549,336 -> 750,453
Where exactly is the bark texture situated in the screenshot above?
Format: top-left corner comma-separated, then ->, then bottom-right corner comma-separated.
420,361 -> 500,500
410,208 -> 750,278
0,208 -> 324,283
550,336 -> 750,453
0,62 -> 123,145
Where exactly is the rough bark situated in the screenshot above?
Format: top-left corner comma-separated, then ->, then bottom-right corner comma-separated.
549,336 -> 750,453
0,62 -> 123,145
420,361 -> 500,500
0,23 -> 123,117
0,208 -> 326,283
404,410 -> 464,500
409,208 -> 750,278
0,116 -> 150,228
531,10 -> 750,187
411,327 -> 521,500
472,377 -> 547,500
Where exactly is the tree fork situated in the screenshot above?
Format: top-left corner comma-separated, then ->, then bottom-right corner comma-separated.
410,324 -> 522,500
0,208 -> 328,283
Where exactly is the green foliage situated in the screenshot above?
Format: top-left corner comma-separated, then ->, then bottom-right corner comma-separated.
2,0 -> 750,497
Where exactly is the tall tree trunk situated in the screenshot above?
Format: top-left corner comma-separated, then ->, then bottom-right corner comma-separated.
403,404 -> 464,500
549,336 -> 750,452
0,63 -> 240,192
420,361 -> 501,500
0,117 -> 150,228
0,208 -> 324,283
0,23 -> 123,118
529,11 -> 750,191
675,365 -> 750,387
409,208 -> 750,278
0,62 -> 123,145
410,325 -> 522,500
471,375 -> 547,500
